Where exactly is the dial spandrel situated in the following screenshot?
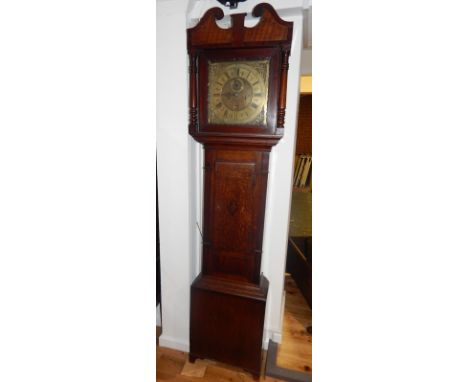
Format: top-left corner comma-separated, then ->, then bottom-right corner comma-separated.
208,60 -> 269,125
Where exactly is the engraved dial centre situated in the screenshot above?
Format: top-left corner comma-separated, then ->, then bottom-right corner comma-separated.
221,78 -> 253,111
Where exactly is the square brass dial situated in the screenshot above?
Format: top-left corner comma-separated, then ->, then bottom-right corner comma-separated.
207,60 -> 270,125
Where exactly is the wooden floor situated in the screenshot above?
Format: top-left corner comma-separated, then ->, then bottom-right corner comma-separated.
276,275 -> 312,373
156,276 -> 311,381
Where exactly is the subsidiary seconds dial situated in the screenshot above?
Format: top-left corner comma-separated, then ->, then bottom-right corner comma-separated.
208,61 -> 269,125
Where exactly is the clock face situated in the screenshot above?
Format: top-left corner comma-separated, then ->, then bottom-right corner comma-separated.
207,60 -> 269,125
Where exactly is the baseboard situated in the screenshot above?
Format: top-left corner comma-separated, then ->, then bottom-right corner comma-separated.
272,330 -> 282,344
265,340 -> 311,382
263,289 -> 286,349
158,334 -> 190,352
158,326 -> 276,352
157,321 -> 281,352
263,328 -> 282,350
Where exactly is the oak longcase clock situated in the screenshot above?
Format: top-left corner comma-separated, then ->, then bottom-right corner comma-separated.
187,3 -> 292,379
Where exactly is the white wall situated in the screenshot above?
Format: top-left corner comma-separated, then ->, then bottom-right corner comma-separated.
254,3 -> 303,347
157,0 -> 306,351
301,48 -> 312,75
156,0 -> 192,352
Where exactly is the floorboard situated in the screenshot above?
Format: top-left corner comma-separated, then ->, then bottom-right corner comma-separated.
276,275 -> 312,373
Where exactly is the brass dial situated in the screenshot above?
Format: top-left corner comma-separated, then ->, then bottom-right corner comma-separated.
208,60 -> 269,125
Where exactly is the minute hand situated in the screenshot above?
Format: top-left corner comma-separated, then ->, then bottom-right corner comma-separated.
222,92 -> 240,97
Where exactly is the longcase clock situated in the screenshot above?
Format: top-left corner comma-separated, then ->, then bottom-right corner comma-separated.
187,4 -> 293,379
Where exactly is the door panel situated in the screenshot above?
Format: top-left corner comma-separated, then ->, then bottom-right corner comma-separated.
203,148 -> 269,283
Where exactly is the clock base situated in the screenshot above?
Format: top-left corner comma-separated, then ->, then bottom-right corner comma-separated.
189,274 -> 269,379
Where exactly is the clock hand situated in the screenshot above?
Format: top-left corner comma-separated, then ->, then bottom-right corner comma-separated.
222,91 -> 240,97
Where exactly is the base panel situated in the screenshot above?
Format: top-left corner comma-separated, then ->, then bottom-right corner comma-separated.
190,274 -> 269,377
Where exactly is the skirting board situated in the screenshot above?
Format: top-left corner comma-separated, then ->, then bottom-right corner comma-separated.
158,321 -> 283,351
158,335 -> 190,352
263,290 -> 285,348
263,328 -> 282,349
265,340 -> 311,382
159,330 -> 280,353
158,305 -> 281,352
